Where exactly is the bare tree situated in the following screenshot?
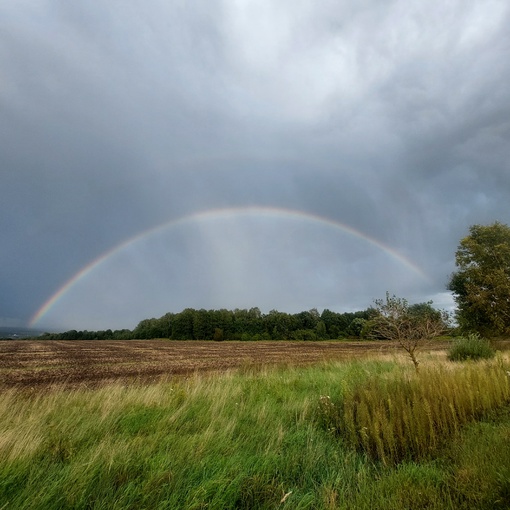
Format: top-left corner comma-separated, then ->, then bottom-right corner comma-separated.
369,293 -> 449,370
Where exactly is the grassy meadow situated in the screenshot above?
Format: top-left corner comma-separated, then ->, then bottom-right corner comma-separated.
1,349 -> 510,509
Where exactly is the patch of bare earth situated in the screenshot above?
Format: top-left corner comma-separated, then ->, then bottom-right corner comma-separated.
0,339 -> 454,389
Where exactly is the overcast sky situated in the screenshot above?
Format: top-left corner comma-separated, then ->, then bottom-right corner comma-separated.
2,0 -> 510,331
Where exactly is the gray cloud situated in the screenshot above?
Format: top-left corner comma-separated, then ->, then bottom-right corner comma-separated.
1,0 -> 509,330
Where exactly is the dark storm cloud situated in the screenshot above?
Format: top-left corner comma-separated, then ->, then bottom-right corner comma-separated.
1,0 -> 509,329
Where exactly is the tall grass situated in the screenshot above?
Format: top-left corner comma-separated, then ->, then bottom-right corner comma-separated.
1,357 -> 510,509
0,362 -> 393,509
318,362 -> 510,465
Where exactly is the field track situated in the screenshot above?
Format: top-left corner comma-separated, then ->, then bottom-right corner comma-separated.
0,339 -> 453,389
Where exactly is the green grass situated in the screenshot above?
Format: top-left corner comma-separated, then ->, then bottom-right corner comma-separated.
1,357 -> 510,509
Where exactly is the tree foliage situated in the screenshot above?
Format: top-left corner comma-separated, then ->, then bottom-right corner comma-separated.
40,307 -> 377,341
448,222 -> 510,336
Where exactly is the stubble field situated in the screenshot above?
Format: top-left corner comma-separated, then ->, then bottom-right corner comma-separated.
0,339 -> 450,389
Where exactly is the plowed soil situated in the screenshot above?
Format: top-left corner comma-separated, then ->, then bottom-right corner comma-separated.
0,339 -> 451,389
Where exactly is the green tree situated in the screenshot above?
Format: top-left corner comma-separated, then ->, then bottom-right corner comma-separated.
320,309 -> 342,338
266,310 -> 292,339
232,308 -> 264,339
315,320 -> 328,339
448,222 -> 510,336
193,309 -> 212,340
295,309 -> 320,330
346,318 -> 367,338
171,308 -> 196,339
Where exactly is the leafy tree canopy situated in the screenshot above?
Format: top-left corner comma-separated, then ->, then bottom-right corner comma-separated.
39,307 -> 377,341
448,221 -> 510,336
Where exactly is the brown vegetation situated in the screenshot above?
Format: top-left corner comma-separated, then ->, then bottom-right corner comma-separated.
0,339 -> 452,389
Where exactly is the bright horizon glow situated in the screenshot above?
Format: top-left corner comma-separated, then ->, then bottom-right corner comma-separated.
29,206 -> 428,327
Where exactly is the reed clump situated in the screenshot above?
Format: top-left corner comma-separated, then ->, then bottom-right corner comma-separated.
319,362 -> 510,465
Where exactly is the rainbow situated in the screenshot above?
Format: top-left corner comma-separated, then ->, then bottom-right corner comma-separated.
29,206 -> 427,326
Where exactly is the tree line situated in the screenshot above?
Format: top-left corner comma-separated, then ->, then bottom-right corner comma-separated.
40,307 -> 378,341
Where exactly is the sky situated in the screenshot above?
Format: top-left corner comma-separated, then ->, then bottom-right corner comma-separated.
1,0 -> 510,332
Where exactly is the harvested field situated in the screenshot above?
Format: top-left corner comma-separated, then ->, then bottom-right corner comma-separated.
0,339 -> 455,389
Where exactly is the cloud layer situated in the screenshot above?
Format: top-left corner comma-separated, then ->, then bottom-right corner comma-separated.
1,0 -> 509,330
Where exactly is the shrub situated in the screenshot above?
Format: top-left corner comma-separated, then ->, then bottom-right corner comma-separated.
447,333 -> 495,361
289,329 -> 317,341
